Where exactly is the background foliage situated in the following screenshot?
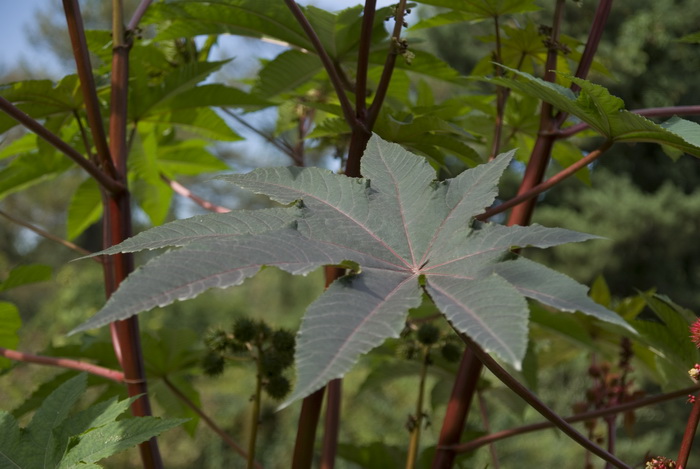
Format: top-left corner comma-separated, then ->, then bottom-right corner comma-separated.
1,0 -> 700,467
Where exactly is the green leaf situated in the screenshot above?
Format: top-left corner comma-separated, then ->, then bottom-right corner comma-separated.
493,68 -> 700,156
148,0 -> 311,50
413,0 -> 539,24
17,374 -> 87,468
0,76 -> 82,134
0,133 -> 38,160
74,134 -> 628,406
66,178 -> 103,241
632,294 -> 700,371
0,151 -> 73,200
129,129 -> 173,226
131,60 -> 230,120
152,84 -> 270,113
143,108 -> 241,141
93,206 -> 301,256
254,50 -> 323,98
157,140 -> 228,176
58,417 -> 185,467
0,373 -> 184,469
0,264 -> 52,292
0,302 -> 21,369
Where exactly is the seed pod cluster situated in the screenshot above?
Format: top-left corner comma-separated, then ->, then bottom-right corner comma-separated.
201,317 -> 297,400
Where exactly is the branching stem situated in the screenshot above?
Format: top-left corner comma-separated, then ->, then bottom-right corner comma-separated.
0,209 -> 98,261
282,0 -> 362,134
449,384 -> 700,453
247,344 -> 264,469
161,174 -> 231,213
405,347 -> 430,469
477,140 -> 613,221
162,376 -> 262,469
0,347 -> 124,382
458,334 -> 631,469
676,389 -> 700,468
0,97 -> 124,194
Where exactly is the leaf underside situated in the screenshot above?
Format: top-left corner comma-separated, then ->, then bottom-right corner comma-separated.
74,134 -> 629,406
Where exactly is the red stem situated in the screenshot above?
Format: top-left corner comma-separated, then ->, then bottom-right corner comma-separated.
282,0 -> 361,134
162,376 -> 262,468
102,11 -> 162,467
62,0 -> 118,180
0,97 -> 123,194
450,384 -> 700,453
320,379 -> 342,469
0,347 -> 124,382
367,0 -> 408,129
127,0 -> 153,30
431,349 -> 482,468
355,0 -> 376,120
477,140 -> 612,221
676,389 -> 700,468
161,174 -> 231,213
459,334 -> 631,469
292,387 -> 326,469
0,209 -> 98,261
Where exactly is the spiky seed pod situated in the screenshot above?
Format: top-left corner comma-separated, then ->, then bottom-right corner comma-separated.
271,329 -> 296,353
417,324 -> 440,346
397,341 -> 418,360
261,350 -> 294,376
227,340 -> 248,354
440,342 -> 461,363
265,375 -> 291,400
256,320 -> 273,341
233,317 -> 257,343
204,328 -> 231,352
201,351 -> 225,377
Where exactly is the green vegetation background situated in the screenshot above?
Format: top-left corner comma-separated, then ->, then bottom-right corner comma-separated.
1,0 -> 698,467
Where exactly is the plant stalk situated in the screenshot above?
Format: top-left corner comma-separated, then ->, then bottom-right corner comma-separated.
0,209 -> 97,260
282,0 -> 362,134
320,379 -> 342,469
62,0 -> 118,179
458,334 -> 631,469
431,348 -> 482,468
0,97 -> 124,194
477,140 -> 613,221
247,345 -> 264,469
292,387 -> 326,469
405,347 -> 430,469
162,376 -> 262,468
450,384 -> 700,453
676,389 -> 700,468
103,2 -> 162,466
0,347 -> 125,382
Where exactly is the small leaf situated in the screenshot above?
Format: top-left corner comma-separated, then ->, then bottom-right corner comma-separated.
254,50 -> 323,97
0,302 -> 21,369
66,178 -> 103,241
0,264 -> 52,292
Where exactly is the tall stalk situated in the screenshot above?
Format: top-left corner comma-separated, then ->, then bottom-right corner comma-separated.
61,0 -> 162,466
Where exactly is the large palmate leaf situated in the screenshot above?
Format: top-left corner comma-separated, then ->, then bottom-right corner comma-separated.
73,135 -> 629,405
